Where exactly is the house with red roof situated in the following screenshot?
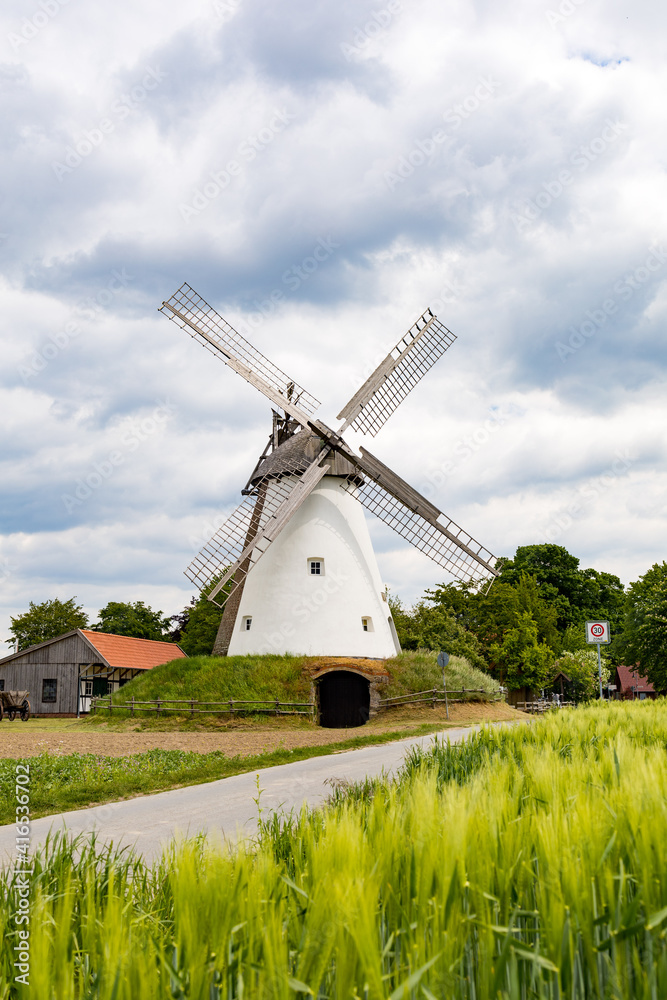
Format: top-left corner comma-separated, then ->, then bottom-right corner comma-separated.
0,630 -> 185,716
614,664 -> 657,700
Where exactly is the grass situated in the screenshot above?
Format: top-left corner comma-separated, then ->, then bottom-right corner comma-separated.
0,723 -> 468,824
383,649 -> 500,699
3,702 -> 667,997
85,650 -> 500,724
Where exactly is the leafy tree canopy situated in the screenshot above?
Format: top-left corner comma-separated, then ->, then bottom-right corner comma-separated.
619,561 -> 667,690
389,597 -> 486,669
551,649 -> 610,700
488,612 -> 554,691
7,598 -> 88,651
92,601 -> 171,641
497,544 -> 625,637
170,576 -> 234,656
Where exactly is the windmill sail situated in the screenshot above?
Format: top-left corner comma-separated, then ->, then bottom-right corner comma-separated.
159,283 -> 320,426
342,446 -> 498,585
337,309 -> 456,436
187,452 -> 329,606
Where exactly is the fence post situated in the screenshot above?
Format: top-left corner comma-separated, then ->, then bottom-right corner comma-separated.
229,699 -> 233,715
443,674 -> 449,721
131,696 -> 135,718
275,697 -> 280,715
190,699 -> 194,719
432,688 -> 436,709
157,697 -> 161,717
108,697 -> 112,718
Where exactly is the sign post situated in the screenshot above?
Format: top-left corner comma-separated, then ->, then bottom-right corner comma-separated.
585,621 -> 611,699
437,651 -> 450,719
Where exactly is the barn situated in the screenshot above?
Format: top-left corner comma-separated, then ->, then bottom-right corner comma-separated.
0,630 -> 185,716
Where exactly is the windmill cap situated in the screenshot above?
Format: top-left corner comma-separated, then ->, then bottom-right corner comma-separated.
249,429 -> 362,483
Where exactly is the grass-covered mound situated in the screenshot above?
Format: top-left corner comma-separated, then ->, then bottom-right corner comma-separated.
384,650 -> 500,700
106,653 -> 313,709
91,650 -> 499,721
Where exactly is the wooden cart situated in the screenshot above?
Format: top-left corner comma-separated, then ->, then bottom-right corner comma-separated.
0,690 -> 30,722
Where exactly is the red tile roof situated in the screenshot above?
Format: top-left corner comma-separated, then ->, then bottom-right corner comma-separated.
80,631 -> 186,671
616,664 -> 655,695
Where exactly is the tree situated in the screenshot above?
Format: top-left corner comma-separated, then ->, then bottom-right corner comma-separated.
551,649 -> 610,701
389,596 -> 486,669
620,562 -> 667,691
169,576 -> 234,656
428,573 -> 560,661
92,601 -> 171,641
7,598 -> 89,651
488,612 -> 554,691
497,544 -> 625,639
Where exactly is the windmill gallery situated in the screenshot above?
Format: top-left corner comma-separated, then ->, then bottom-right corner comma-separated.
159,284 -> 498,723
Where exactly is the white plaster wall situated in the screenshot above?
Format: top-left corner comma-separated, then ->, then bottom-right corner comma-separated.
227,476 -> 400,657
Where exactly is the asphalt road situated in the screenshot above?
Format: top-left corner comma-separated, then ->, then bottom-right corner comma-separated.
0,724 -> 490,865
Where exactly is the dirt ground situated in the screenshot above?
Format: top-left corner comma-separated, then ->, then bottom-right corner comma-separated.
0,702 -> 526,759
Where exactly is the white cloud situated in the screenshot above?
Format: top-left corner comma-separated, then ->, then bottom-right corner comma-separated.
1,0 -> 666,640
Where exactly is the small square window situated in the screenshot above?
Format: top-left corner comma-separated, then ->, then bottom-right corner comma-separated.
308,558 -> 324,576
84,679 -> 93,697
242,616 -> 252,631
361,617 -> 374,632
42,678 -> 58,703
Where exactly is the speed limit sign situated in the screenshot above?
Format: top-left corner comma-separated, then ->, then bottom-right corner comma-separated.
586,621 -> 610,644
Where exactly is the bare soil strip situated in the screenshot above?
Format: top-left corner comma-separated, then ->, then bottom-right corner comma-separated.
0,702 -> 524,758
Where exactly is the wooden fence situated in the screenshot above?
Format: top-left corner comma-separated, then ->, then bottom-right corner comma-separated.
516,700 -> 574,714
379,687 -> 502,710
92,696 -> 315,718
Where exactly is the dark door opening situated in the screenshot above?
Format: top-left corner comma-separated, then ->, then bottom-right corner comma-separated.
318,671 -> 370,728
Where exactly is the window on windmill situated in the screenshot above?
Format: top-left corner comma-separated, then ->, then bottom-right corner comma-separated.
242,616 -> 253,631
361,617 -> 374,632
308,558 -> 324,576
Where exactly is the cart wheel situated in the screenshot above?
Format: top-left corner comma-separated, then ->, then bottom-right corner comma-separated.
8,710 -> 16,722
20,700 -> 30,722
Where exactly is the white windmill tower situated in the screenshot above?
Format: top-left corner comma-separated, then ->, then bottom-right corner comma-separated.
159,284 -> 498,660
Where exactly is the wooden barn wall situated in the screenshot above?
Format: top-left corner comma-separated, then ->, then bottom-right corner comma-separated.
0,662 -> 79,714
0,636 -> 97,714
8,634 -> 91,666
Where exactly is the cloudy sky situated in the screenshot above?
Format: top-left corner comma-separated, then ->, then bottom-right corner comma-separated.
1,0 -> 666,641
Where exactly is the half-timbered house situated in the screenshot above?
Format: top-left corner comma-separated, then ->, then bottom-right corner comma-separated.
0,630 -> 185,716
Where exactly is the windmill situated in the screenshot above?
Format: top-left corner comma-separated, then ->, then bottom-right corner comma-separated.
159,283 -> 498,659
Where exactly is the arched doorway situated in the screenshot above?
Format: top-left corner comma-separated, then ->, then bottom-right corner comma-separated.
318,671 -> 370,728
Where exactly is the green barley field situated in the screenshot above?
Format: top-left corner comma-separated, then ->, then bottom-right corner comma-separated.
3,701 -> 667,998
